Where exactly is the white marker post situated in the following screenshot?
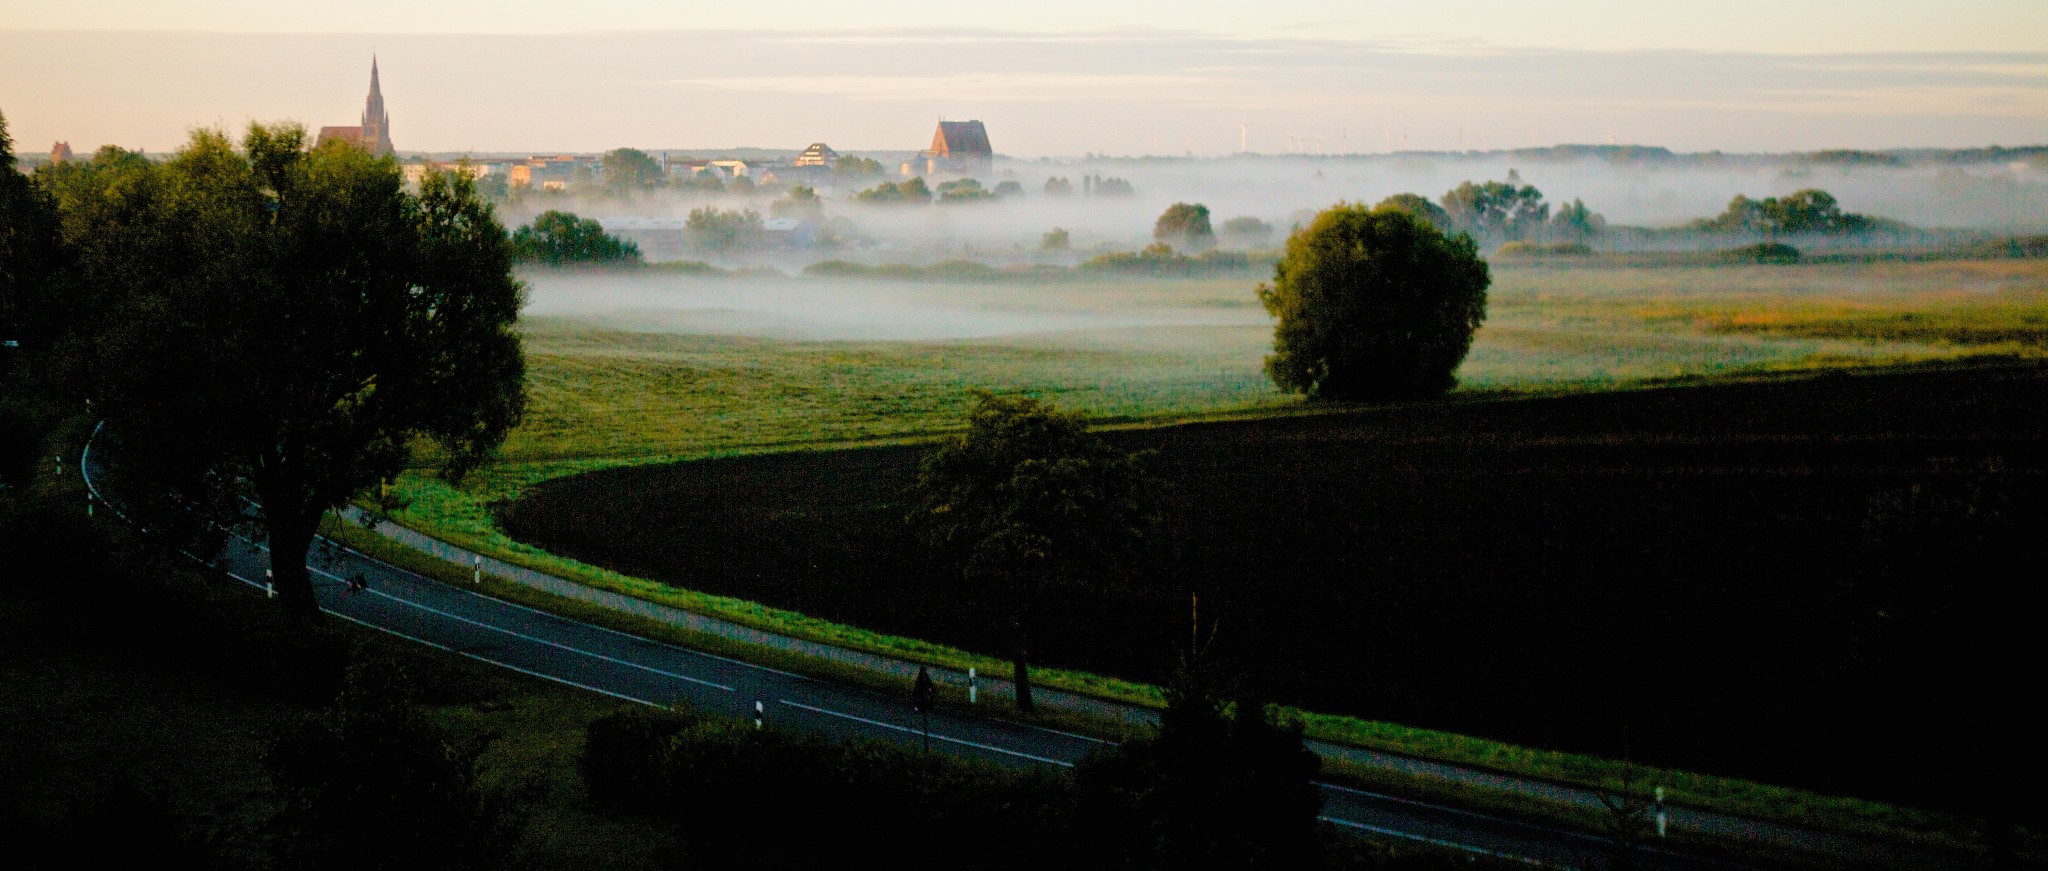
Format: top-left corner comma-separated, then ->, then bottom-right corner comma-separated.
967,667 -> 977,705
473,554 -> 482,584
265,568 -> 275,599
1654,786 -> 1668,838
754,700 -> 764,729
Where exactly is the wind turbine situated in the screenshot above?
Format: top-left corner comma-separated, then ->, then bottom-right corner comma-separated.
1239,120 -> 1248,154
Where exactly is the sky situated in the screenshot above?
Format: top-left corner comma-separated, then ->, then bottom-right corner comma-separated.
4,1 -> 2047,156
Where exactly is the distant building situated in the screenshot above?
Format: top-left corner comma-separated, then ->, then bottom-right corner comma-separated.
795,142 -> 838,167
399,160 -> 491,187
49,142 -> 73,164
917,120 -> 992,177
316,58 -> 395,157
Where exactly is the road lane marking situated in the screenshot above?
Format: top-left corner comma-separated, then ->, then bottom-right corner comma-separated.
221,568 -> 678,709
1320,817 -> 1560,868
297,559 -> 737,693
777,699 -> 1076,767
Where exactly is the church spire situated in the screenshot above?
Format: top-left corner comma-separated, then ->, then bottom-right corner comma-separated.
360,57 -> 393,157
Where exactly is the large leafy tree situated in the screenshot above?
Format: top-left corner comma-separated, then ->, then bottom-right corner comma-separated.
906,392 -> 1160,710
65,123 -> 525,621
1258,203 -> 1490,401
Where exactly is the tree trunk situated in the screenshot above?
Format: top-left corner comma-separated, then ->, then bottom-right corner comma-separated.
1013,637 -> 1034,712
265,506 -> 325,624
1013,580 -> 1034,711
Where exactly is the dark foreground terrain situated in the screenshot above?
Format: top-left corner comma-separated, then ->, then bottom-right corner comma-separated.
500,361 -> 2048,813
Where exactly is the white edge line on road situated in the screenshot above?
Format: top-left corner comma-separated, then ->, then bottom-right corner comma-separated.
322,518 -> 815,681
777,699 -> 1076,768
221,568 -> 672,710
289,555 -> 737,694
322,521 -> 1121,749
1320,816 -> 1564,869
1321,782 -> 1608,839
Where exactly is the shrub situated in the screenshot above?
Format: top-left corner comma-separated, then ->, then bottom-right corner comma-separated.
1725,242 -> 1802,264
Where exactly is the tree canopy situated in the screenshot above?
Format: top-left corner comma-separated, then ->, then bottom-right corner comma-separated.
1372,193 -> 1453,233
686,206 -> 764,251
1153,202 -> 1216,252
854,177 -> 932,205
61,123 -> 527,620
1441,172 -> 1548,240
1258,203 -> 1490,401
599,147 -> 666,196
1691,188 -> 1876,235
509,210 -> 642,265
905,392 -> 1160,709
0,109 -> 66,374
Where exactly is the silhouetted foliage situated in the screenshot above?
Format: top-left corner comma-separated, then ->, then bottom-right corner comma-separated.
1259,203 -> 1490,401
1043,175 -> 1074,196
1075,644 -> 1325,870
905,392 -> 1160,710
511,209 -> 643,265
1041,227 -> 1071,251
60,125 -> 527,620
264,655 -> 524,871
0,109 -> 68,382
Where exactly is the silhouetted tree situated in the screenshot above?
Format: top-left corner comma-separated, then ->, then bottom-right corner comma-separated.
1075,637 -> 1324,869
905,392 -> 1160,710
1258,203 -> 1490,400
62,124 -> 526,621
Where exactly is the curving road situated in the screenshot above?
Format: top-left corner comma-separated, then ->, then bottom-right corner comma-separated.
79,434 -> 1960,871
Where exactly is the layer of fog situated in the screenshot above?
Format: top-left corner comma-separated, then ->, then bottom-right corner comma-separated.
502,152 -> 2048,269
521,270 -> 1266,343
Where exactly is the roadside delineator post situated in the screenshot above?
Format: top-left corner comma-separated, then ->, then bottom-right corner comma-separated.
967,667 -> 977,704
754,700 -> 764,729
1654,787 -> 1668,838
265,568 -> 275,599
473,554 -> 482,584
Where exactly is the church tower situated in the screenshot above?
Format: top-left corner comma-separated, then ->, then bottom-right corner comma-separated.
360,57 -> 394,157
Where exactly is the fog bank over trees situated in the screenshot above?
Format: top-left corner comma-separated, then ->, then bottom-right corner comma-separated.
502,146 -> 2048,271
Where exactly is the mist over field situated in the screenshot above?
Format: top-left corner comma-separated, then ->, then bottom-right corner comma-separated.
503,150 -> 2048,270
521,270 -> 1266,341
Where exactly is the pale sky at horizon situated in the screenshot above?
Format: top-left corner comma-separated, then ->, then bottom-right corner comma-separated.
5,2 -> 2047,156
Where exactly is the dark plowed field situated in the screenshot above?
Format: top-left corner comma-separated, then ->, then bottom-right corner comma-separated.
500,362 -> 2048,809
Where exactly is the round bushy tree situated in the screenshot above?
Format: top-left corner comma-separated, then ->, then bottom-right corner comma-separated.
1257,203 -> 1490,401
1153,202 -> 1215,252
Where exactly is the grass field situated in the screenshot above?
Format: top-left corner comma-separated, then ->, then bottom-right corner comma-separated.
370,257 -> 2048,844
